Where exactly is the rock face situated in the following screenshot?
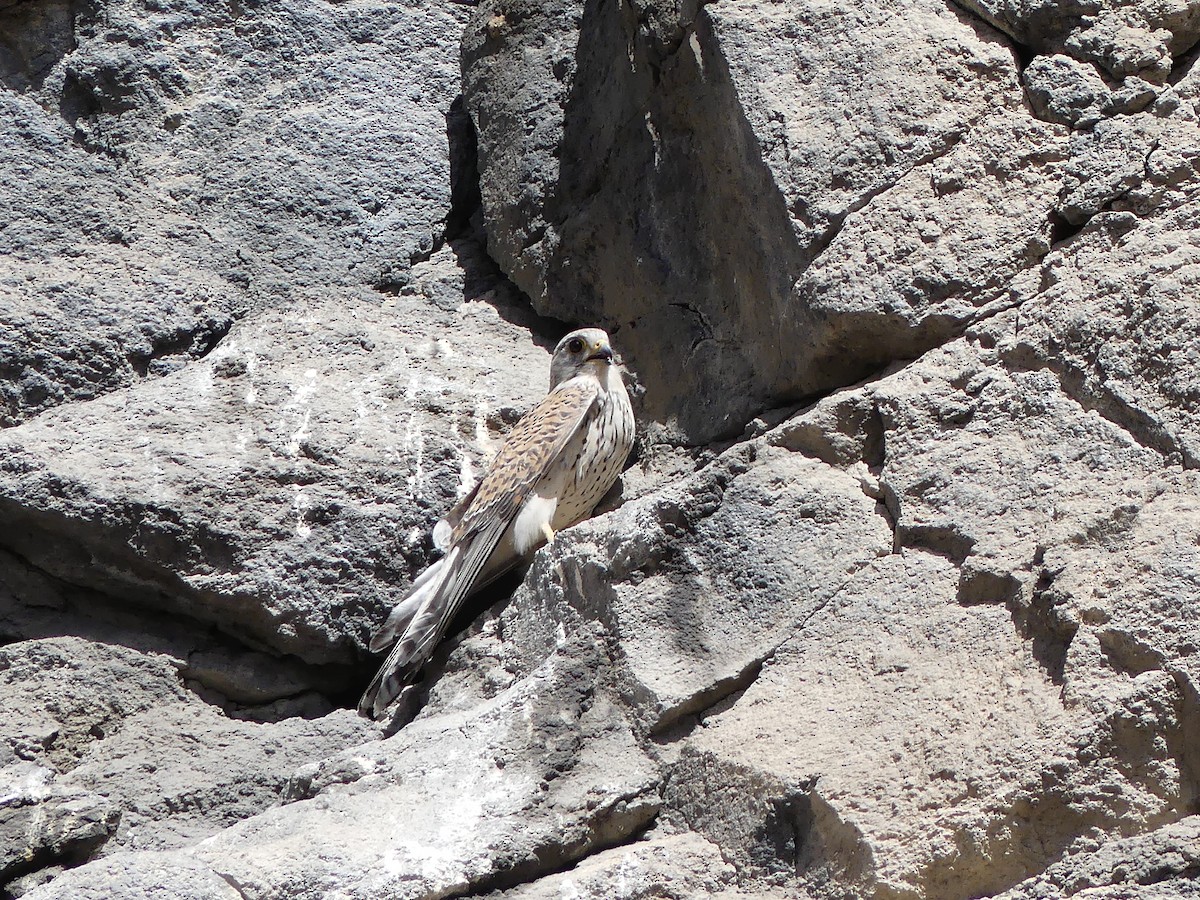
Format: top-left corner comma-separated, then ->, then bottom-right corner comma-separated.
0,0 -> 468,425
1,0 -> 1198,898
462,0 -> 1053,442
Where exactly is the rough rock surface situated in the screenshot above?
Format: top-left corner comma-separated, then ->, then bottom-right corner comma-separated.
0,635 -> 372,894
463,0 -> 1039,442
996,816 -> 1200,898
1,0 -> 468,425
0,254 -> 554,671
1,0 -> 1198,898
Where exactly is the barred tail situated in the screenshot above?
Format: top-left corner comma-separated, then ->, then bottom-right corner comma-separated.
358,523 -> 505,719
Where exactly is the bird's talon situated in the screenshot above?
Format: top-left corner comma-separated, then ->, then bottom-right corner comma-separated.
541,523 -> 556,544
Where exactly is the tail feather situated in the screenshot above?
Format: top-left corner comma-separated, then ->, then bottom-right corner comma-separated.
359,524 -> 505,719
367,558 -> 447,653
357,634 -> 417,720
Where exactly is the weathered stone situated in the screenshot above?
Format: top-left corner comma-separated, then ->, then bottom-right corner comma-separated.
2,0 -> 1200,896
0,0 -> 78,95
63,706 -> 374,854
0,763 -> 119,885
0,547 -> 342,714
464,0 -> 1023,441
12,851 -> 240,900
0,92 -> 240,426
1023,55 -> 1113,127
639,233 -> 1197,892
1053,92 -> 1200,226
951,0 -> 1100,53
655,317 -> 1197,897
0,249 -> 553,670
955,0 -> 1200,73
1,0 -> 469,424
496,833 -> 739,899
0,639 -> 188,772
417,429 -> 891,738
793,111 -> 1066,351
667,553 -> 1079,899
0,636 -> 374,876
980,209 -> 1200,469
160,629 -> 655,899
1063,13 -> 1174,80
995,816 -> 1200,898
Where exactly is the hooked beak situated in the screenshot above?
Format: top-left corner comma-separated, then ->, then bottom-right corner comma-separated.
586,341 -> 615,364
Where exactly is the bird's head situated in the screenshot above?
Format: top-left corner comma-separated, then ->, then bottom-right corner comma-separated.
549,327 -> 618,389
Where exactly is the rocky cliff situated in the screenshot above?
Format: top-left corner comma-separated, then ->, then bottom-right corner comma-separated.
1,0 -> 1197,897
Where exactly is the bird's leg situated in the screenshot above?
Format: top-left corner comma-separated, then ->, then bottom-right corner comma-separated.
541,522 -> 556,544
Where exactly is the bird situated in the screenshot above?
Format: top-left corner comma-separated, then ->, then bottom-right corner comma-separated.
358,327 -> 636,719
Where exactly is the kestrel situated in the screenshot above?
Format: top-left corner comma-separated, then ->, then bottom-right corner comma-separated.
358,327 -> 636,719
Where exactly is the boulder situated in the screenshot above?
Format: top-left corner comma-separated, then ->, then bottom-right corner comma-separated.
0,636 -> 372,886
463,0 -> 1034,442
0,248 -> 552,670
995,816 -> 1200,898
0,0 -> 469,425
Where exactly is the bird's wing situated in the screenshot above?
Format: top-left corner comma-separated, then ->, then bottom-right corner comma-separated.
432,478 -> 482,551
359,378 -> 600,718
452,377 -> 600,544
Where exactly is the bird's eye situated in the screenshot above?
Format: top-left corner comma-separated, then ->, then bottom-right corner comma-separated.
567,337 -> 585,354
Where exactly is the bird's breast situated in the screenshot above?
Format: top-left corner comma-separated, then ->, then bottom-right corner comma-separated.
550,386 -> 635,531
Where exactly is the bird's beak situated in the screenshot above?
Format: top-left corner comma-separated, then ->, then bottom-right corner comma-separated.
586,341 -> 615,364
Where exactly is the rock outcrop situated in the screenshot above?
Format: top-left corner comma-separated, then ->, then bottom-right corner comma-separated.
1,0 -> 1197,897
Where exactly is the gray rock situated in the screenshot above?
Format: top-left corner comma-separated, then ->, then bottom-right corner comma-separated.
12,851 -> 240,900
1063,13 -> 1174,80
955,1 -> 1200,74
1050,57 -> 1200,226
491,438 -> 894,736
0,92 -> 241,426
63,706 -> 374,854
1023,54 -> 1113,127
1,0 -> 469,424
0,247 -> 555,671
464,0 -> 1023,442
0,638 -> 189,772
793,111 -> 1066,349
654,320 -> 1197,897
180,630 -> 659,899
951,1 -> 1100,53
0,636 -> 374,879
0,763 -> 119,886
0,547 -> 342,714
495,833 -> 739,899
980,205 -> 1200,468
3,0 -> 1200,896
666,552 -> 1084,898
54,0 -> 469,293
1105,76 -> 1159,116
995,816 -> 1200,898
